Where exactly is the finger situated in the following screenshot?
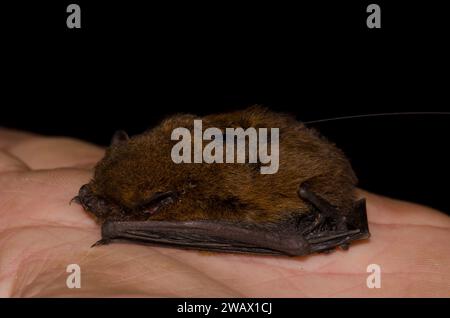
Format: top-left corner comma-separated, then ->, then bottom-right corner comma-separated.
0,128 -> 105,170
7,136 -> 105,170
0,168 -> 98,232
0,128 -> 39,150
0,150 -> 30,173
357,189 -> 450,229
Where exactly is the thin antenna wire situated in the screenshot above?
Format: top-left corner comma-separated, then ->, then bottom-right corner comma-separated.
302,112 -> 450,125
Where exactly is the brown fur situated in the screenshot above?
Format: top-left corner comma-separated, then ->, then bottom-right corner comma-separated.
87,106 -> 357,223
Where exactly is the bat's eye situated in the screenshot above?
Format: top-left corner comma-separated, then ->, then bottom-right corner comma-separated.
141,191 -> 176,215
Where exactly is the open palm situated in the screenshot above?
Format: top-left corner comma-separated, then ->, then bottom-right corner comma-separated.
0,128 -> 449,297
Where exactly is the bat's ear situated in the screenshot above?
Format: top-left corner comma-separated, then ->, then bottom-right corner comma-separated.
110,130 -> 130,146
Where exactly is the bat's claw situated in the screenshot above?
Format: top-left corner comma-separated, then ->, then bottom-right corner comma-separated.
340,242 -> 350,250
91,239 -> 110,248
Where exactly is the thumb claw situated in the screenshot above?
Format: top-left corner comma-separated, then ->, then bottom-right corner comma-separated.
91,239 -> 109,248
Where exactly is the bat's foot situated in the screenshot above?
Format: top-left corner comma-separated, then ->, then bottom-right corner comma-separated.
340,242 -> 350,250
318,242 -> 350,254
306,228 -> 366,253
298,183 -> 345,235
297,188 -> 371,254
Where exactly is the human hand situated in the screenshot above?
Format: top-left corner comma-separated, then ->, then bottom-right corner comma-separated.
0,128 -> 449,297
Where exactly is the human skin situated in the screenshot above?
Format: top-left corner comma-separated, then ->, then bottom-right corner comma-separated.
0,128 -> 449,297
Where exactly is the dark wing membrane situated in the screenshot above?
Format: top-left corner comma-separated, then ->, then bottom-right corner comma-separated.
99,220 -> 310,256
96,199 -> 370,256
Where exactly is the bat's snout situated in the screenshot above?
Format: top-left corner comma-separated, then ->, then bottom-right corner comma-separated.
77,183 -> 124,220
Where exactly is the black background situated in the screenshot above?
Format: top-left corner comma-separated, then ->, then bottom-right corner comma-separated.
1,1 -> 449,213
0,298 -> 448,316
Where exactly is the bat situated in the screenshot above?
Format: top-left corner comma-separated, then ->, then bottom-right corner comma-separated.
74,106 -> 370,256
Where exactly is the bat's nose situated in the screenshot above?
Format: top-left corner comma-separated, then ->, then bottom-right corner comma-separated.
77,184 -> 117,217
77,184 -> 96,210
78,184 -> 91,197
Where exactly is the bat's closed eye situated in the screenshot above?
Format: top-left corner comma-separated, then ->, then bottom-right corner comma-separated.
141,191 -> 177,215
